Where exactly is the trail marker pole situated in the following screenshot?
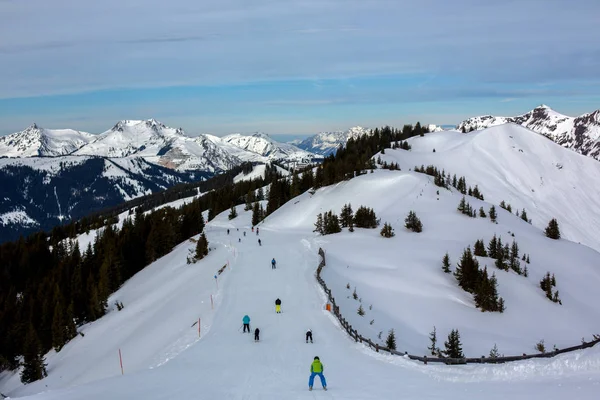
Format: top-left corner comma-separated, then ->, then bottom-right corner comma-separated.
119,348 -> 124,375
198,318 -> 201,338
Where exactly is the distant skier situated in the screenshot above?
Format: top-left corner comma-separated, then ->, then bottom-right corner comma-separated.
239,238 -> 241,243
242,315 -> 251,333
306,329 -> 313,343
271,258 -> 276,269
256,227 -> 259,235
308,356 -> 327,391
254,328 -> 260,342
258,239 -> 262,246
275,298 -> 281,313
243,231 -> 246,236
227,229 -> 230,235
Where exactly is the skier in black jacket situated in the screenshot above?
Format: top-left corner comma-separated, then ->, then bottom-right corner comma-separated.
254,328 -> 260,342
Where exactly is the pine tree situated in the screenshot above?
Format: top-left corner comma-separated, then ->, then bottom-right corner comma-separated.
457,196 -> 467,213
479,207 -> 486,218
454,247 -> 479,293
489,205 -> 497,223
51,296 -> 66,351
443,329 -> 464,358
487,235 -> 498,259
473,239 -> 488,257
195,233 -> 209,260
442,252 -> 451,273
252,202 -> 261,226
380,222 -> 395,238
545,218 -> 561,239
385,329 -> 397,350
357,304 -> 365,316
340,203 -> 354,228
228,206 -> 238,220
520,208 -> 529,223
404,210 -> 423,233
523,265 -> 529,277
20,324 -> 47,384
314,213 -> 324,234
489,343 -> 500,358
428,326 -> 439,356
509,240 -> 521,274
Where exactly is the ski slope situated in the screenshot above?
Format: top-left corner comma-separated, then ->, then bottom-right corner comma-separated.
3,189 -> 600,399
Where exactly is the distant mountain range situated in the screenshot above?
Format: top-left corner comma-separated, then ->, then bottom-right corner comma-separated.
0,119 -> 326,242
456,105 -> 600,161
0,120 -> 317,171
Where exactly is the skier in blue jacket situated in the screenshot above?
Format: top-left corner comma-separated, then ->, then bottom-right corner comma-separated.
242,315 -> 250,333
271,258 -> 276,269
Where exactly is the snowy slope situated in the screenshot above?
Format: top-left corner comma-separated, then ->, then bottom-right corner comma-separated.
2,198 -> 599,399
0,124 -> 93,157
233,164 -> 290,184
297,126 -> 371,156
457,105 -> 600,160
379,124 -> 600,253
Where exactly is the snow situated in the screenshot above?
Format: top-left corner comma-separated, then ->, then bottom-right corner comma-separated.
2,165 -> 600,399
0,125 -> 93,157
297,126 -> 371,156
0,210 -> 39,226
234,164 -> 267,183
0,156 -> 90,173
233,164 -> 290,184
457,105 -> 600,161
379,124 -> 600,253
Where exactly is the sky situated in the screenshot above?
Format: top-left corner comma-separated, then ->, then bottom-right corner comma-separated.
0,0 -> 599,136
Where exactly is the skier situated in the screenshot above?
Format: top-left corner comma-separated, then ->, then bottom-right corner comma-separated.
242,315 -> 250,333
271,258 -> 276,269
306,329 -> 313,343
309,356 -> 327,391
258,239 -> 262,246
275,298 -> 282,313
256,227 -> 259,235
243,231 -> 246,236
254,327 -> 260,342
227,229 -> 230,235
239,238 -> 241,243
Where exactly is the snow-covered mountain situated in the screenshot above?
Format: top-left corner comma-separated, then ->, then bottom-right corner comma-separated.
73,119 -> 240,173
0,123 -> 93,157
219,132 -> 317,162
457,105 -> 600,160
0,156 -> 208,243
1,120 -> 319,171
296,126 -> 371,156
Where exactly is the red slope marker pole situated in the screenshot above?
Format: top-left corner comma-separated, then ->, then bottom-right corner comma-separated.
119,348 -> 124,375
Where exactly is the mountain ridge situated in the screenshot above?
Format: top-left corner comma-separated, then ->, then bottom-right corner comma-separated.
457,105 -> 600,161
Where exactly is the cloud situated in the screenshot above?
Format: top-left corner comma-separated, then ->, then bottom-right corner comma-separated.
0,0 -> 598,100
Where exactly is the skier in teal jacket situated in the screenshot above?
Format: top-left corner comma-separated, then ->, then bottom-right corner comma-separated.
242,315 -> 250,333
